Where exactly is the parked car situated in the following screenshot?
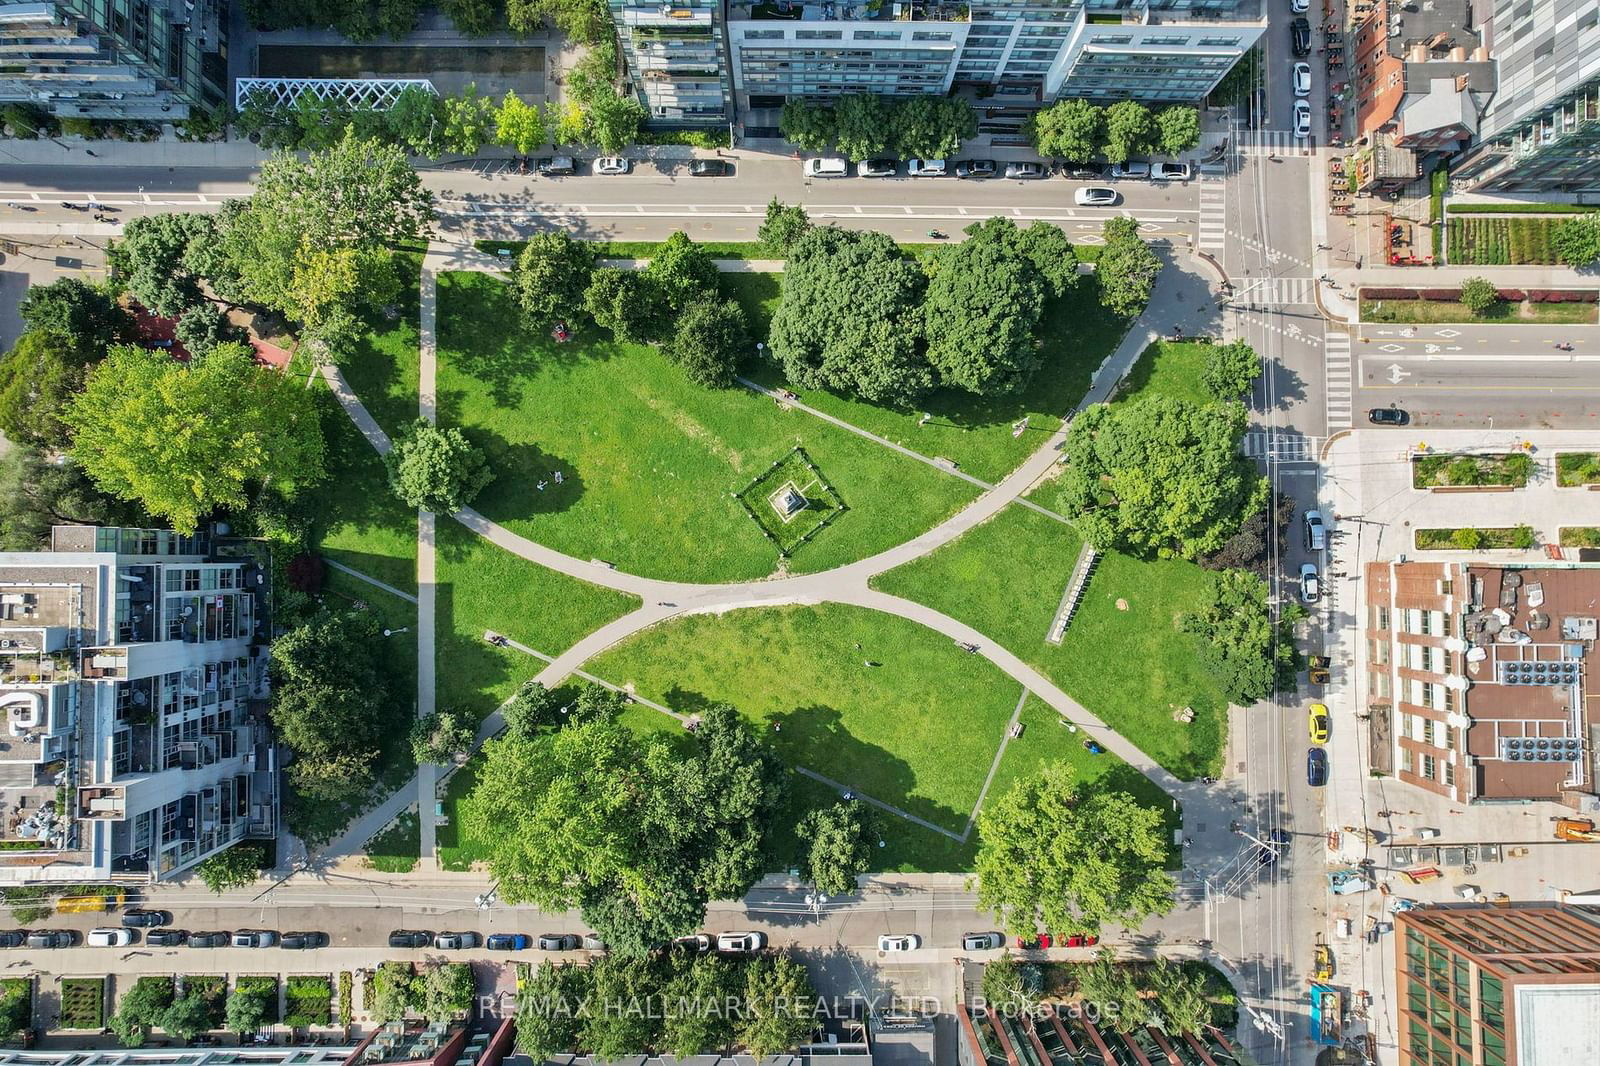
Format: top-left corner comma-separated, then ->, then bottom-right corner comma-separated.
538,934 -> 580,951
1293,62 -> 1312,98
1292,18 -> 1312,57
1307,747 -> 1329,787
0,931 -> 24,949
534,156 -> 576,176
582,933 -> 608,951
1254,828 -> 1292,867
1293,99 -> 1313,139
187,931 -> 229,949
1299,562 -> 1322,604
281,932 -> 328,950
803,157 -> 849,178
1308,655 -> 1331,686
1016,934 -> 1053,950
121,909 -> 170,928
954,159 -> 996,179
232,930 -> 278,948
1060,162 -> 1105,179
1291,0 -> 1309,11
878,934 -> 921,952
1152,162 -> 1192,181
672,933 -> 713,953
961,932 -> 1003,951
1304,510 -> 1327,552
1004,162 -> 1046,180
716,931 -> 766,953
1369,405 -> 1409,426
593,156 -> 632,175
434,932 -> 480,950
1109,160 -> 1151,179
87,928 -> 133,948
689,159 -> 733,177
27,931 -> 72,949
857,158 -> 898,177
1308,704 -> 1330,745
1074,186 -> 1120,207
487,933 -> 531,951
388,930 -> 431,948
146,930 -> 187,947
907,158 -> 947,177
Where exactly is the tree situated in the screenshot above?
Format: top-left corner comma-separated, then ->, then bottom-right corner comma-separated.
666,298 -> 748,389
1459,276 -> 1499,316
550,100 -> 587,146
922,217 -> 1051,396
1154,105 -> 1201,157
759,199 -> 812,257
1030,99 -> 1102,163
1075,949 -> 1150,1029
385,418 -> 493,514
112,977 -> 174,1047
503,679 -> 560,739
506,0 -> 610,43
738,955 -> 818,1058
250,127 -> 434,251
661,953 -> 739,1056
585,87 -> 646,152
443,0 -> 497,35
174,303 -> 245,360
583,268 -> 664,344
1148,958 -> 1213,1034
17,276 -> 129,354
160,995 -> 217,1042
1059,395 -> 1264,559
494,91 -> 547,154
891,96 -> 976,160
1553,215 -> 1600,267
770,227 -> 934,406
0,447 -> 141,550
516,230 -> 596,327
643,231 -> 720,316
369,963 -> 419,1024
410,711 -> 475,764
1096,216 -> 1162,317
1102,100 -> 1155,164
288,245 -> 400,330
796,801 -> 876,896
1182,569 -> 1301,705
441,84 -> 494,155
1200,339 -> 1260,401
981,953 -> 1041,1016
1012,221 -> 1082,299
515,962 -> 590,1059
109,212 -> 212,318
66,344 -> 325,533
0,329 -> 94,448
974,762 -> 1173,935
0,980 -> 29,1036
834,94 -> 891,161
224,985 -> 272,1034
194,844 -> 264,893
582,954 -> 662,1057
420,963 -> 476,1022
271,609 -> 392,793
387,84 -> 445,157
780,99 -> 835,153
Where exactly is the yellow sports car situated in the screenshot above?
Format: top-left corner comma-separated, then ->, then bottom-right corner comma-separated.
1308,704 -> 1330,745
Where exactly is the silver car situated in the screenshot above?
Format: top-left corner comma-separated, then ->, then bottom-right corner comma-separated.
594,156 -> 631,175
962,932 -> 1004,951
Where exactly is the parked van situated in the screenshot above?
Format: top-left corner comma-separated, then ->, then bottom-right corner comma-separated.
1304,510 -> 1327,552
803,157 -> 849,178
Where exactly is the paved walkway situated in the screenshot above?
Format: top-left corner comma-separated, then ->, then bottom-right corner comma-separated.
324,558 -> 419,605
415,261 -> 442,869
322,244 -> 1231,865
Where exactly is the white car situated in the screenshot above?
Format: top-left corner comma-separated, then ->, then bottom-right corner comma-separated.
87,928 -> 133,948
1109,161 -> 1151,179
1293,62 -> 1312,98
1074,186 -> 1120,206
857,158 -> 897,178
803,157 -> 848,178
716,931 -> 766,952
1299,563 -> 1322,604
593,156 -> 631,175
1293,99 -> 1313,139
908,158 -> 947,177
878,934 -> 921,952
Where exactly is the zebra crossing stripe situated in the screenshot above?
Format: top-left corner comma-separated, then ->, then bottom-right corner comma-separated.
1324,331 -> 1354,430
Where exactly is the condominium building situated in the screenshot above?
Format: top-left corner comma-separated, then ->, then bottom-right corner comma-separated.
0,0 -> 227,120
1397,903 -> 1600,1066
609,0 -> 735,124
0,525 -> 276,884
1450,1 -> 1600,194
1362,560 -> 1597,808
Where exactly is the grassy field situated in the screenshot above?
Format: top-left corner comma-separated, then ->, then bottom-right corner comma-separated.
587,603 -> 1026,836
1116,341 -> 1214,406
436,271 -> 978,582
434,519 -> 641,722
342,254 -> 423,438
873,502 -> 1228,780
363,808 -> 420,873
719,272 -> 782,338
742,272 -> 1132,484
1361,297 -> 1596,325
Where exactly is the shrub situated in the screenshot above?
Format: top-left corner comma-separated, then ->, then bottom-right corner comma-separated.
1421,289 -> 1460,301
1495,289 -> 1526,301
1362,287 -> 1418,300
1451,527 -> 1485,550
1511,524 -> 1536,550
1458,277 -> 1499,316
285,976 -> 332,1028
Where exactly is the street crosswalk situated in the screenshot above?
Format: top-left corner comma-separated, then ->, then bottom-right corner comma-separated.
1324,329 -> 1354,431
1237,130 -> 1316,158
1196,164 -> 1227,252
1230,275 -> 1318,306
1242,431 -> 1323,463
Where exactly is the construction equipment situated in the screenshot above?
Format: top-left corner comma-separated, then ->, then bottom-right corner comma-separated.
1308,655 -> 1331,685
1312,936 -> 1335,981
1555,818 -> 1600,842
1309,984 -> 1342,1046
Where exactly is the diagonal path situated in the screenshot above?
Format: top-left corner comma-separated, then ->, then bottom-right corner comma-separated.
323,244 -> 1222,861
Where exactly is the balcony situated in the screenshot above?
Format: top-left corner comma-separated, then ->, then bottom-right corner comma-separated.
622,4 -> 714,28
732,0 -> 969,22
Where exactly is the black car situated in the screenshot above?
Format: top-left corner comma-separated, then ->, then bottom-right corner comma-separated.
954,159 -> 997,179
689,159 -> 733,177
0,931 -> 24,948
388,930 -> 432,949
146,930 -> 187,947
1307,747 -> 1329,787
186,931 -> 230,949
534,156 -> 576,176
1368,405 -> 1409,426
121,909 -> 170,928
1253,828 -> 1293,867
1291,17 -> 1312,57
1060,163 -> 1105,179
281,931 -> 329,950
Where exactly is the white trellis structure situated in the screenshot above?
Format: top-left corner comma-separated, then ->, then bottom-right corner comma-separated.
234,77 -> 437,111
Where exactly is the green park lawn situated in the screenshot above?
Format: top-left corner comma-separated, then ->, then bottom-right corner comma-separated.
434,519 -> 641,721
435,271 -> 978,582
363,808 -> 420,874
1117,341 -> 1214,407
873,502 -> 1228,780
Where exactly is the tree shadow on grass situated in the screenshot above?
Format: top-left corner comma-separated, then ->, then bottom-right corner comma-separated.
432,570 -> 519,725
465,429 -> 584,522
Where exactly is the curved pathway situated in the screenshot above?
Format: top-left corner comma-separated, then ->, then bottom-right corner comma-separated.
323,243 -> 1218,859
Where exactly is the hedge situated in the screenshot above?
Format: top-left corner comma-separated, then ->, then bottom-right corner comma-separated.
1447,203 -> 1600,214
285,976 -> 332,1028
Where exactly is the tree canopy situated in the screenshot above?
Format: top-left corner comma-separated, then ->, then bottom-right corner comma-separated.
584,268 -> 663,345
0,329 -> 96,448
109,212 -> 213,318
779,99 -> 835,153
1058,394 -> 1264,560
1029,99 -> 1103,163
974,762 -> 1173,935
1102,100 -> 1155,164
252,127 -> 434,250
796,801 -> 877,896
1200,339 -> 1260,401
833,93 -> 892,161
1096,216 -> 1162,317
517,230 -> 596,328
666,298 -> 747,389
385,418 -> 493,514
891,96 -> 976,160
494,91 -> 548,154
642,231 -> 719,317
194,844 -> 264,894
17,276 -> 129,355
0,446 -> 143,550
1155,105 -> 1202,156
65,344 -> 325,533
1183,568 -> 1302,705
759,199 -> 813,257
